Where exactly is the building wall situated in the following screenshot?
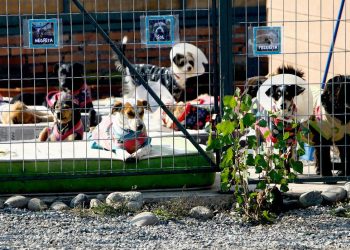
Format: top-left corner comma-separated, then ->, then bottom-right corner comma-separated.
266,0 -> 350,86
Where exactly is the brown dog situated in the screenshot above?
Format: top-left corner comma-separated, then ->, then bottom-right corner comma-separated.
0,101 -> 54,124
38,98 -> 83,141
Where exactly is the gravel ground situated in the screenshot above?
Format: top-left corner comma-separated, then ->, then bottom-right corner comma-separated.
0,206 -> 350,249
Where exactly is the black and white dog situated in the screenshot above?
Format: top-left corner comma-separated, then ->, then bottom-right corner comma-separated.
114,37 -> 208,111
309,75 -> 350,176
253,66 -> 310,173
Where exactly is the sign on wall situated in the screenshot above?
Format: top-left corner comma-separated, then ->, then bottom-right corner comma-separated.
140,15 -> 179,47
248,26 -> 283,56
23,19 -> 62,49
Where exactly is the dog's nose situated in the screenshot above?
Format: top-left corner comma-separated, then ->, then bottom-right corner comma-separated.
281,103 -> 286,109
137,124 -> 144,131
187,66 -> 192,71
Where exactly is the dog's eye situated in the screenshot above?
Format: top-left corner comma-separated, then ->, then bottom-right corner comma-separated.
127,111 -> 135,118
188,60 -> 194,67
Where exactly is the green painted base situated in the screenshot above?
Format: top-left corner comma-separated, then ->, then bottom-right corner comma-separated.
0,172 -> 216,194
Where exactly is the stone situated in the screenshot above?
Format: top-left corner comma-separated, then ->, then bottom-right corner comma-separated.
333,206 -> 347,216
299,191 -> 323,208
189,206 -> 214,220
130,212 -> 159,226
70,193 -> 89,208
4,195 -> 29,209
282,200 -> 302,211
344,182 -> 350,199
106,191 -> 143,211
0,199 -> 4,209
321,187 -> 347,203
27,198 -> 48,211
90,199 -> 103,208
50,201 -> 69,211
96,194 -> 106,202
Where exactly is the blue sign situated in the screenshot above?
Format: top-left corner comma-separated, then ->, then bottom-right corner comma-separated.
253,26 -> 282,56
144,15 -> 177,46
28,19 -> 60,49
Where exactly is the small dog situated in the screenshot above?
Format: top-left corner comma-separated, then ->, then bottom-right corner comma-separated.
89,99 -> 151,160
114,38 -> 208,108
309,75 -> 350,176
151,20 -> 170,42
38,98 -> 84,141
254,66 -> 306,173
0,101 -> 54,124
47,63 -> 94,112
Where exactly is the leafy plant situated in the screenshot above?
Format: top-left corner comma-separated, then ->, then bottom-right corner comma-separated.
207,89 -> 306,223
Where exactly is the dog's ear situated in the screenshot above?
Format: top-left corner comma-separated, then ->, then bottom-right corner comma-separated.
72,63 -> 84,76
295,85 -> 305,96
111,101 -> 123,114
172,53 -> 184,65
265,85 -> 278,97
137,99 -> 151,111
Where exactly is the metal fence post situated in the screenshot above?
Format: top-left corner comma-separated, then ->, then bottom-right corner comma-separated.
219,0 -> 233,97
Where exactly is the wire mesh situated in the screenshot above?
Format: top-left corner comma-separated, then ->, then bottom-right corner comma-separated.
232,0 -> 350,182
0,0 -> 217,192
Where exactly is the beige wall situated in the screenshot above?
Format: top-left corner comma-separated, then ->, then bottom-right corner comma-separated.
266,0 -> 350,86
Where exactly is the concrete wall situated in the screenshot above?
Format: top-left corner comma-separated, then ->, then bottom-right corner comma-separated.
266,0 -> 350,86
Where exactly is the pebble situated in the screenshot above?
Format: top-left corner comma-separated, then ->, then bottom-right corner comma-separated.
321,187 -> 347,203
299,191 -> 323,207
4,195 -> 29,209
189,206 -> 214,220
27,198 -> 48,211
70,194 -> 89,208
50,201 -> 69,211
96,194 -> 106,202
90,199 -> 102,208
0,207 -> 349,248
106,192 -> 143,211
344,182 -> 350,199
130,212 -> 159,226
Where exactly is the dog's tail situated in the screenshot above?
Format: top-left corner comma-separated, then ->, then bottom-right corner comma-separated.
113,36 -> 128,74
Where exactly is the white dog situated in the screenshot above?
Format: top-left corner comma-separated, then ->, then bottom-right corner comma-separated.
90,99 -> 152,161
114,38 -> 208,111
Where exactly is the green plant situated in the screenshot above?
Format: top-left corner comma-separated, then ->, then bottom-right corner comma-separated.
207,89 -> 307,223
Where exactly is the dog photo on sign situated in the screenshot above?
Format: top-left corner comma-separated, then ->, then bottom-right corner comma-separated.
148,17 -> 172,42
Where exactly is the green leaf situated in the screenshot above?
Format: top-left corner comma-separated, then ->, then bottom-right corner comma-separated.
280,183 -> 289,192
247,135 -> 257,149
269,170 -> 283,183
242,113 -> 256,127
283,132 -> 290,140
223,95 -> 237,109
236,195 -> 244,205
290,159 -> 303,174
263,130 -> 271,139
258,119 -> 268,127
246,154 -> 255,166
221,147 -> 234,167
255,166 -> 262,174
216,120 -> 235,136
256,181 -> 266,190
255,154 -> 268,169
277,121 -> 284,130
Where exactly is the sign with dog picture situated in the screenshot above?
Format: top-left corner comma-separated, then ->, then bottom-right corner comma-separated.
140,15 -> 179,47
252,26 -> 282,56
23,19 -> 62,49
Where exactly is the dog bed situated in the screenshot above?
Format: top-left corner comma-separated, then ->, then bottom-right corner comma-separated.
0,136 -> 215,193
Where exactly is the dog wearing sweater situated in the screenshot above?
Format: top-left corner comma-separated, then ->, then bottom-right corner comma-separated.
90,99 -> 152,160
